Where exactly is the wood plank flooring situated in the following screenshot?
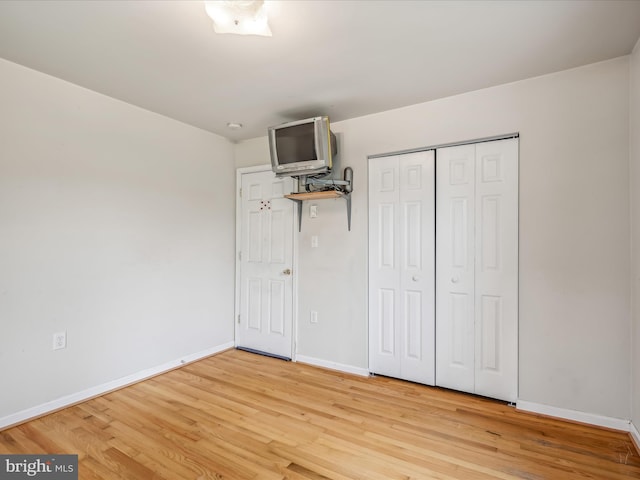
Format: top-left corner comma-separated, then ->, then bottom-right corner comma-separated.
1,348 -> 639,479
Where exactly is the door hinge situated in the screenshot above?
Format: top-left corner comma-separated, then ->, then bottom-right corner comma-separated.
238,251 -> 242,261
239,188 -> 242,198
237,314 -> 241,324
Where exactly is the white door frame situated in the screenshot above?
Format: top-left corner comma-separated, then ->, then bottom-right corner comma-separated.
235,165 -> 299,360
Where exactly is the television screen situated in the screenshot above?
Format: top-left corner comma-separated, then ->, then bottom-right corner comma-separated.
268,116 -> 336,177
274,123 -> 317,164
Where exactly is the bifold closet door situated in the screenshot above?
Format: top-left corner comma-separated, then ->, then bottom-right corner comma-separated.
436,138 -> 518,402
369,151 -> 435,385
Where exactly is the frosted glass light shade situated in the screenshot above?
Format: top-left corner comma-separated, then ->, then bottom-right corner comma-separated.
204,1 -> 272,37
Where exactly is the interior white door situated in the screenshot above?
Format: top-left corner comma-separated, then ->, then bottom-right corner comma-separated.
473,139 -> 518,401
369,150 -> 435,385
435,144 -> 476,394
238,169 -> 295,359
436,138 -> 518,402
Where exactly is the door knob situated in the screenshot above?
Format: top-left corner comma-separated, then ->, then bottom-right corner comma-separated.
412,275 -> 420,282
282,268 -> 292,275
451,276 -> 459,283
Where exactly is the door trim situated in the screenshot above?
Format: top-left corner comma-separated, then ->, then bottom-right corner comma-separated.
234,165 -> 299,360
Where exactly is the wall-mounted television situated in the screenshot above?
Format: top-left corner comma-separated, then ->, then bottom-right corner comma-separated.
268,116 -> 337,177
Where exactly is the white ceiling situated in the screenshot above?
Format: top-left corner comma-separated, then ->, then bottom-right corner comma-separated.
0,0 -> 639,142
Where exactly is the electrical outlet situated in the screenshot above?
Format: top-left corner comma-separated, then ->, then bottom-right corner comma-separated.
53,331 -> 66,350
310,311 -> 318,324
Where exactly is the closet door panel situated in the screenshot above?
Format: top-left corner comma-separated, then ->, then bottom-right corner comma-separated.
369,151 -> 435,386
436,144 -> 476,393
369,156 -> 401,378
398,152 -> 435,385
474,139 -> 518,402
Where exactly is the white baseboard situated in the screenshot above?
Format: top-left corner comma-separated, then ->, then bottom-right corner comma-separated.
295,355 -> 370,377
0,341 -> 234,431
630,422 -> 640,452
516,399 -> 631,432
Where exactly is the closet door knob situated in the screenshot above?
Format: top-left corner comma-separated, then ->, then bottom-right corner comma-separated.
412,275 -> 420,282
451,276 -> 459,283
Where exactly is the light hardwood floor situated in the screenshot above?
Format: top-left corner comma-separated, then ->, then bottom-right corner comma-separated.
1,349 -> 639,479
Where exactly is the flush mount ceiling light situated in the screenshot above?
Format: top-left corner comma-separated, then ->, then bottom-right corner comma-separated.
204,1 -> 272,37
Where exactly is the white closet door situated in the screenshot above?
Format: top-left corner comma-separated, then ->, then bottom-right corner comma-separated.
369,156 -> 401,379
474,139 -> 518,401
435,144 -> 476,394
436,138 -> 518,402
369,151 -> 435,385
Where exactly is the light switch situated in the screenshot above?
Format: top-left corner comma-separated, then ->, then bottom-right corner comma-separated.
309,205 -> 318,218
311,235 -> 319,248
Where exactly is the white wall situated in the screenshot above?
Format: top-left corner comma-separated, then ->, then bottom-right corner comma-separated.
630,38 -> 640,430
236,57 -> 631,420
0,58 -> 236,421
